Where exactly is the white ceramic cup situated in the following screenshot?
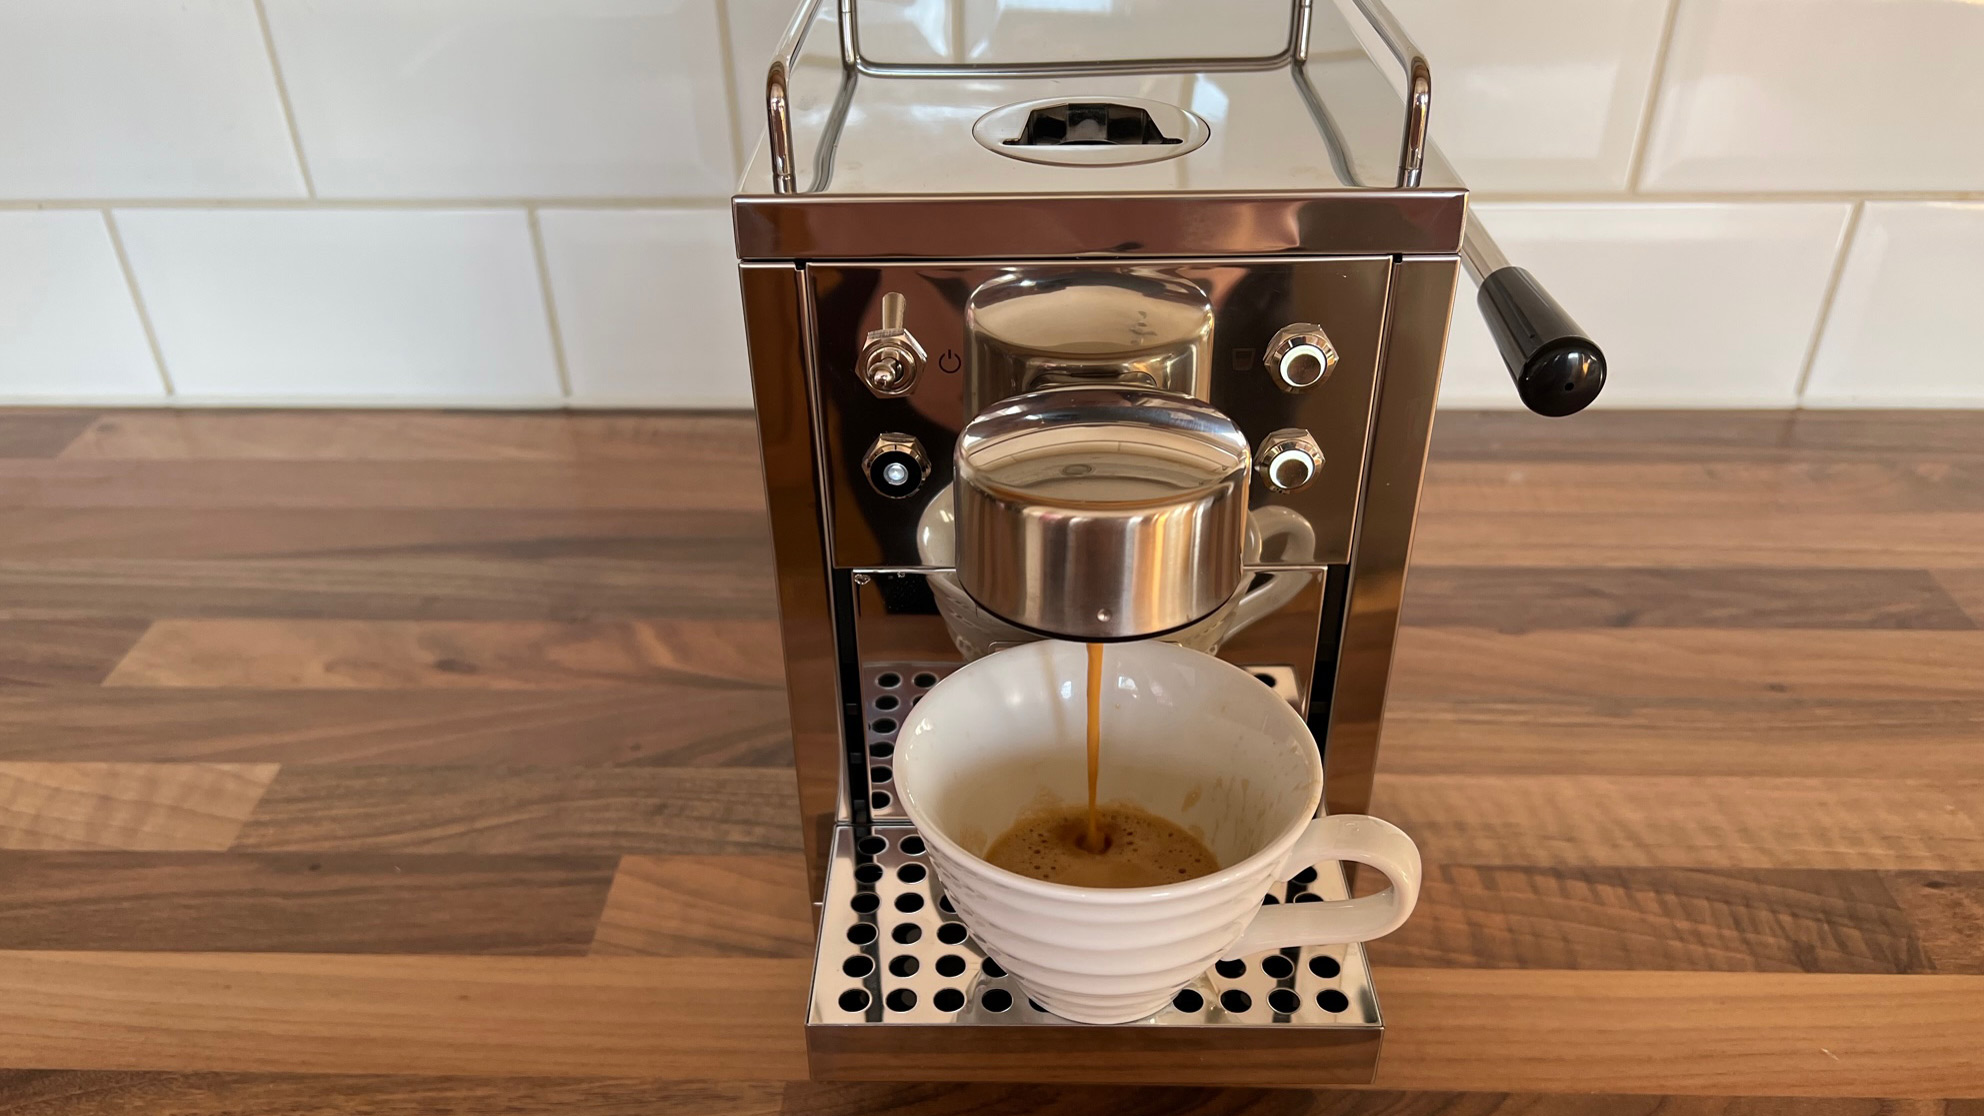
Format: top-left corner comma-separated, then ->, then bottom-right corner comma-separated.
893,638 -> 1421,1024
915,483 -> 1316,660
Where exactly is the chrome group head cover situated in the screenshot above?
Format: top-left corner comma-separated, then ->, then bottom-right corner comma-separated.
954,385 -> 1252,641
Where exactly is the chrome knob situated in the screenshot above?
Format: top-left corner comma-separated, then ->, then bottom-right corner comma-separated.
1264,323 -> 1338,392
859,292 -> 925,397
863,432 -> 930,499
1257,429 -> 1323,493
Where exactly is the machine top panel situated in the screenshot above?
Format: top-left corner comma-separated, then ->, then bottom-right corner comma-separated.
732,0 -> 1468,260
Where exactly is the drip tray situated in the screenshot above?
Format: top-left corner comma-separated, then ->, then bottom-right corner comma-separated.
807,822 -> 1384,1085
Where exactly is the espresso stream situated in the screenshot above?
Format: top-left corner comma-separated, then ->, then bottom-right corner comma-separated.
981,643 -> 1221,889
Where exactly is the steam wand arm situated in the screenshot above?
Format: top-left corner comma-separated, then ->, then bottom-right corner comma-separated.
1461,224 -> 1606,417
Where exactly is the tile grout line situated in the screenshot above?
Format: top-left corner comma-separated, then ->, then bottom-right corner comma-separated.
713,0 -> 749,180
100,210 -> 177,399
1792,200 -> 1866,406
253,0 -> 317,198
1475,189 -> 1984,205
0,192 -> 1972,211
526,208 -> 576,402
1624,0 -> 1684,195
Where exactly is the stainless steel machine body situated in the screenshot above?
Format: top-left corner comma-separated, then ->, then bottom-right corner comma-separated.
733,0 -> 1604,1085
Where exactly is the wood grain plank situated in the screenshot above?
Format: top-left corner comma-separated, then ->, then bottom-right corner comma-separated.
1371,969 -> 1984,1096
1381,698 -> 1984,780
103,619 -> 785,690
1400,568 -> 1975,631
0,412 -> 97,458
1390,629 -> 1984,701
1368,865 -> 1927,973
0,1077 -> 1954,1116
1881,872 -> 1984,975
230,767 -> 801,855
0,688 -> 790,766
0,459 -> 762,511
0,763 -> 276,851
59,411 -> 755,462
1370,775 -> 1984,870
0,852 -> 617,954
1931,570 -> 1984,625
590,855 -> 813,958
0,953 -> 811,1078
1412,512 -> 1984,569
0,553 -> 775,622
0,508 -> 767,560
782,1084 -> 1954,1116
1421,461 -> 1984,517
0,620 -> 149,685
0,1073 -> 783,1116
0,1073 -> 784,1116
1430,408 -> 1984,463
0,956 -> 1976,1094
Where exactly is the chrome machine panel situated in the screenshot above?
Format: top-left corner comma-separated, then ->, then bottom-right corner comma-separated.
809,257 -> 1392,570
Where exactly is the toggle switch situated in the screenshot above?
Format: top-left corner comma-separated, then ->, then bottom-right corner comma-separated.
859,292 -> 925,397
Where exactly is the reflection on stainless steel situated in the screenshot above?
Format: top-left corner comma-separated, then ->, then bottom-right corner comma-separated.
964,270 -> 1213,416
736,193 -> 1466,260
1460,221 -> 1513,283
809,259 -> 1388,570
908,489 -> 1320,667
1264,323 -> 1339,392
737,264 -> 842,897
955,387 -> 1251,641
1257,428 -> 1325,493
737,0 -> 1600,1085
1324,258 -> 1456,824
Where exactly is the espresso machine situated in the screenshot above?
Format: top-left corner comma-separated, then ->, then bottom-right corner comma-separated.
734,0 -> 1604,1084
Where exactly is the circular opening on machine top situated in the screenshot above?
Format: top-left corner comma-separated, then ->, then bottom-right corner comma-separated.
974,96 -> 1210,167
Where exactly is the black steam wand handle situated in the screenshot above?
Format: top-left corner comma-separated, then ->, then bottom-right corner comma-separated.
1462,224 -> 1606,417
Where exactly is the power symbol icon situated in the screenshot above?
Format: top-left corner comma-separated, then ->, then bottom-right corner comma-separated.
936,350 -> 961,374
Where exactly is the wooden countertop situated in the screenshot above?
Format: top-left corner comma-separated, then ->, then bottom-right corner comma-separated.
0,408 -> 1979,1113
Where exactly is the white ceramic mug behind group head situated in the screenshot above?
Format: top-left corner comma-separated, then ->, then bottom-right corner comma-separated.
915,483 -> 1316,660
893,638 -> 1422,1024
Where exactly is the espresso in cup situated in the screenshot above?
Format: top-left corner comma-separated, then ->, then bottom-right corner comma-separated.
895,639 -> 1422,1024
985,641 -> 1223,889
986,801 -> 1220,888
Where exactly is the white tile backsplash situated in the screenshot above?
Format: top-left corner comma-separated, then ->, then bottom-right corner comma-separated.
1387,0 -> 1670,193
0,212 -> 162,400
115,209 -> 561,403
0,0 -> 302,200
1642,0 -> 1984,192
0,0 -> 1972,408
1805,203 -> 1984,408
726,0 -> 801,169
265,0 -> 734,199
1440,203 -> 1852,407
537,207 -> 750,408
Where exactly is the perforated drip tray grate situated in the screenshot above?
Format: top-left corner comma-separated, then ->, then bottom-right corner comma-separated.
807,821 -> 1385,1085
856,665 -> 949,821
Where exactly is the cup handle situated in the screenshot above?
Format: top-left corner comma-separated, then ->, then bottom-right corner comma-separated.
1225,506 -> 1318,637
1220,814 -> 1421,959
